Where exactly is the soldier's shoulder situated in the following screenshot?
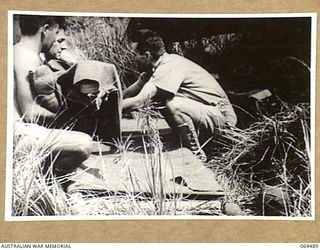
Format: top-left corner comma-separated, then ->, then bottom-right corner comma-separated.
14,43 -> 41,67
14,43 -> 39,60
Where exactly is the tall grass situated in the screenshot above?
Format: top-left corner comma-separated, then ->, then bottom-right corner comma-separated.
208,103 -> 311,216
12,129 -> 72,216
65,17 -> 138,88
134,100 -> 166,214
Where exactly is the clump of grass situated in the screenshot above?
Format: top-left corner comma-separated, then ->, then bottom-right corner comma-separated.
208,103 -> 311,216
12,127 -> 72,216
133,100 -> 166,214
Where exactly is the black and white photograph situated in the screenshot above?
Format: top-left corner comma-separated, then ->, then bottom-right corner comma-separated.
6,11 -> 316,219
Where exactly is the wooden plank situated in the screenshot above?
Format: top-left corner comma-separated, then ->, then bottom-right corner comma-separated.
121,118 -> 172,135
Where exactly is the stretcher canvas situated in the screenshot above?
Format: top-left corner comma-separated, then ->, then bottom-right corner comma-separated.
68,147 -> 225,198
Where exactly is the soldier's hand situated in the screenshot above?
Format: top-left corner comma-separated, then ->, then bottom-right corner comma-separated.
95,90 -> 108,110
59,50 -> 78,64
138,72 -> 149,83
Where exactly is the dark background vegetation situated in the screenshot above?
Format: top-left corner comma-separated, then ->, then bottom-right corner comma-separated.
128,17 -> 311,103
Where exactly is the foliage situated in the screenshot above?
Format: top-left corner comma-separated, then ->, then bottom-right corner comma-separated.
208,103 -> 311,216
65,16 -> 138,88
12,132 -> 72,216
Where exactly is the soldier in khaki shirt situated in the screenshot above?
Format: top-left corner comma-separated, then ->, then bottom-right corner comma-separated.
123,29 -> 237,162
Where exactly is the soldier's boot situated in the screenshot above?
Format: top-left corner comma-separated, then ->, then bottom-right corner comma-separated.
177,120 -> 207,163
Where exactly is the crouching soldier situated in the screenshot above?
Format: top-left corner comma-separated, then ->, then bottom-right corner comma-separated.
123,29 -> 237,162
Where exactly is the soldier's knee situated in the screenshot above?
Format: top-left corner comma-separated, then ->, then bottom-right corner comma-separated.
166,98 -> 182,115
76,134 -> 93,161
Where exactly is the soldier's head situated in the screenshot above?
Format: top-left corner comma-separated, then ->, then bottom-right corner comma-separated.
18,15 -> 65,53
46,28 -> 68,60
131,29 -> 166,72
